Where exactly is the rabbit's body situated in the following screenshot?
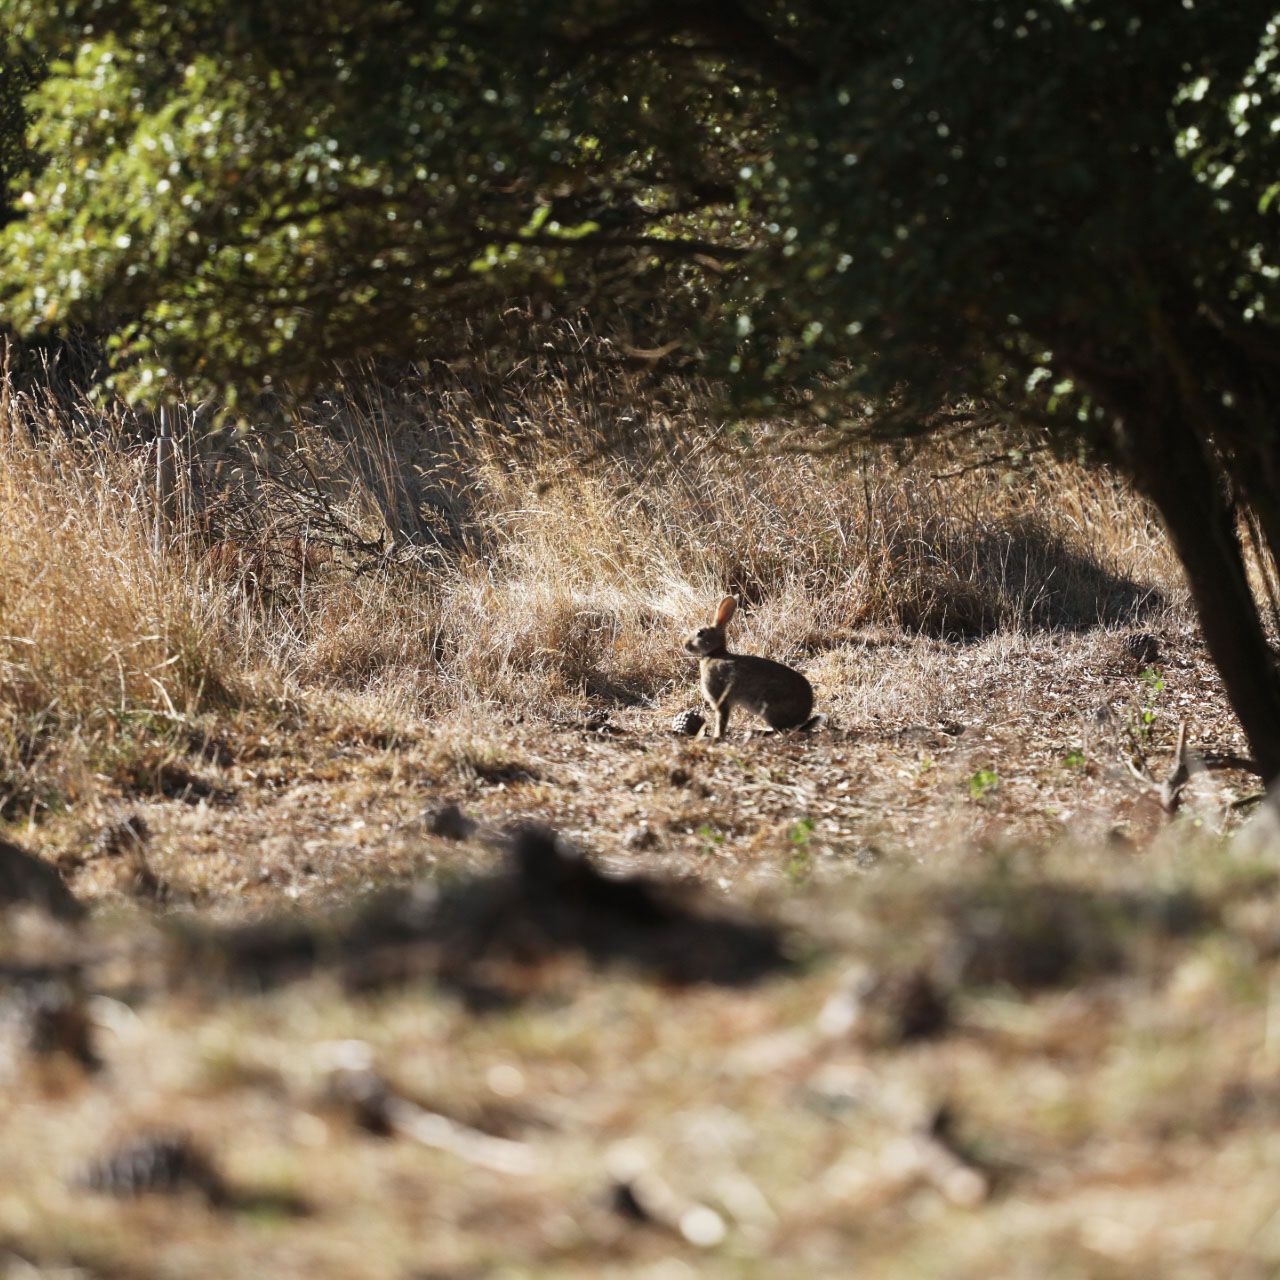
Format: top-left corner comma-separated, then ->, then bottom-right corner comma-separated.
698,652 -> 815,737
684,597 -> 820,741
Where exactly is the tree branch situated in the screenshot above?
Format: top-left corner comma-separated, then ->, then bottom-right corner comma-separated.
563,1 -> 819,89
511,230 -> 747,262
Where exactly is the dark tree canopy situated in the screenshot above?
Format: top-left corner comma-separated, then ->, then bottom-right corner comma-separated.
3,2 -> 1275,408
0,55 -> 39,234
1,0 -> 760,394
5,1 -> 1280,778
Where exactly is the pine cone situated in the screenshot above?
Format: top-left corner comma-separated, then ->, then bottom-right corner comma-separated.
80,1132 -> 226,1204
1120,632 -> 1161,665
670,708 -> 705,737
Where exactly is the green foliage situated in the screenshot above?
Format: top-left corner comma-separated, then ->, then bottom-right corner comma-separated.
698,824 -> 726,858
2,1 -> 1277,419
786,816 -> 816,882
0,56 -> 41,234
723,4 -> 1280,432
968,768 -> 1000,801
789,816 -> 816,846
0,0 -> 752,400
1133,666 -> 1167,744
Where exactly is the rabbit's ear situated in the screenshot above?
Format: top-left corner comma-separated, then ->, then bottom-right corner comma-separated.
715,596 -> 737,626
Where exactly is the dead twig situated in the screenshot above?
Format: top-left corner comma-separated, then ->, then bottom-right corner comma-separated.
1123,719 -> 1189,814
1123,720 -> 1260,815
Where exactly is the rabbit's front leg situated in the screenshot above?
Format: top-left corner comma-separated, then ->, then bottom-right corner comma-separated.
711,694 -> 731,741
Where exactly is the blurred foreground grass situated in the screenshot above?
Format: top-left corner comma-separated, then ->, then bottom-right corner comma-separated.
4,827 -> 1280,1279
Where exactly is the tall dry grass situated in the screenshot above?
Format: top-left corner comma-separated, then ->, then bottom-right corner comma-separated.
0,348 -> 1183,813
280,358 -> 1177,705
0,384 -> 236,813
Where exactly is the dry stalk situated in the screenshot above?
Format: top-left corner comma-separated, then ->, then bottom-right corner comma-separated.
1124,719 -> 1260,815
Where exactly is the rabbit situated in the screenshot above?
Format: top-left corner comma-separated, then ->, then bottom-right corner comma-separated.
683,596 -> 823,741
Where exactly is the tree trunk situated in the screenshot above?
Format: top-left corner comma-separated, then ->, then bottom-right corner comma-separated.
1118,406 -> 1280,784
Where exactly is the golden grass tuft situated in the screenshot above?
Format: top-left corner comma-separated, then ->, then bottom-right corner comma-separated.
0,392 -> 237,813
0,352 -> 1185,812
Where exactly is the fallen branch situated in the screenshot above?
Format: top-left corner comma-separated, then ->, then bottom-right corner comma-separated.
328,1068 -> 539,1175
1123,719 -> 1261,815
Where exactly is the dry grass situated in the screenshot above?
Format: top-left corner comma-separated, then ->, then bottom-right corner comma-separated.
0,347 -> 1182,810
7,350 -> 1277,1279
0,388 -> 236,817
5,832 -> 1280,1280
0,349 -> 1216,877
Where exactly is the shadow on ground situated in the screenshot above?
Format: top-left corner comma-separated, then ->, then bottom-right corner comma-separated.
177,824 -> 794,1008
892,515 -> 1165,638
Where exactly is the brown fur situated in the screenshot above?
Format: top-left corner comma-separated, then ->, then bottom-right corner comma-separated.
683,597 -> 818,741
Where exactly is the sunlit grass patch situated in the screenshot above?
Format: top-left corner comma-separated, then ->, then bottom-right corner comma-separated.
0,346 -> 1186,819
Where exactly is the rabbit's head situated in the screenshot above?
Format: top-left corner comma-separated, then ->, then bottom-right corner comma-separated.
683,596 -> 736,657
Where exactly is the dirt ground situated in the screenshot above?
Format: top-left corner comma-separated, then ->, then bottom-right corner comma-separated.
36,615 -> 1253,913
5,617 -> 1280,1279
